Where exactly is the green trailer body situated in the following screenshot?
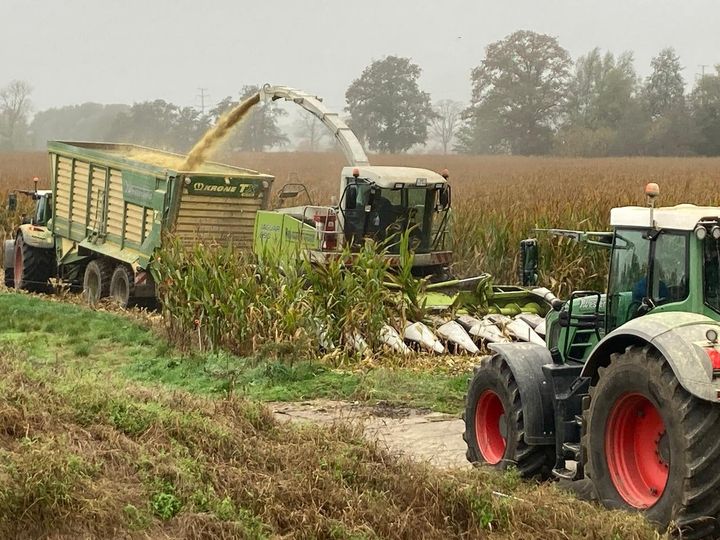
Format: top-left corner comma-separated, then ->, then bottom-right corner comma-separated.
49,141 -> 273,274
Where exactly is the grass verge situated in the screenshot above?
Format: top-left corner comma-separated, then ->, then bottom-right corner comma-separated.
0,298 -> 661,538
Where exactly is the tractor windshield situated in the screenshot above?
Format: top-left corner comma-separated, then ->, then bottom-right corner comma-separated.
346,184 -> 443,253
704,238 -> 720,314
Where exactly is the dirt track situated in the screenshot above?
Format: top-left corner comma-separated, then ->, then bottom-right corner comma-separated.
270,400 -> 470,468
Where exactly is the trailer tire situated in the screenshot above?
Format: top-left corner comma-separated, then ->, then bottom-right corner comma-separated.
583,345 -> 720,538
110,265 -> 135,308
463,354 -> 555,479
83,259 -> 113,305
13,234 -> 55,292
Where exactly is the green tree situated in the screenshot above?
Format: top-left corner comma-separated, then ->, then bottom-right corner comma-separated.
565,49 -> 638,130
210,85 -> 288,152
556,48 -> 641,156
644,47 -> 685,118
30,103 -> 130,149
345,56 -> 435,153
0,80 -> 33,150
458,31 -> 571,155
105,100 -> 207,152
690,67 -> 720,155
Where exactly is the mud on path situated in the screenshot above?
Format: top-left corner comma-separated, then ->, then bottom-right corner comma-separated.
270,400 -> 470,469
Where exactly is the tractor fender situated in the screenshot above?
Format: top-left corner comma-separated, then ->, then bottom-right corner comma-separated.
17,224 -> 54,249
582,311 -> 720,403
3,239 -> 14,270
487,342 -> 555,445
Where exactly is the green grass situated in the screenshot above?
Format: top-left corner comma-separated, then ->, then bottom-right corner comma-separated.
0,331 -> 660,539
0,292 -> 467,413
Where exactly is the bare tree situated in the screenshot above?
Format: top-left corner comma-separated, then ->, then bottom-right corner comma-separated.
429,99 -> 463,154
293,114 -> 329,151
0,80 -> 33,149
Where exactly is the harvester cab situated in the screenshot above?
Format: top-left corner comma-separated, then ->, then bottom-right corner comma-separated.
339,165 -> 451,262
465,182 -> 720,535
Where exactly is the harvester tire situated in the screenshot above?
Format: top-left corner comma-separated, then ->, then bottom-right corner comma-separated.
83,259 -> 114,305
583,345 -> 720,538
110,265 -> 135,308
463,354 -> 554,479
13,234 -> 55,292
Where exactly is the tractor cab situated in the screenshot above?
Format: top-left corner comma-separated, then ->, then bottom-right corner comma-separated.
339,166 -> 451,256
542,184 -> 720,365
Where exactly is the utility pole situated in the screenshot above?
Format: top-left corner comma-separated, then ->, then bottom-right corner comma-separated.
698,65 -> 711,79
197,88 -> 209,115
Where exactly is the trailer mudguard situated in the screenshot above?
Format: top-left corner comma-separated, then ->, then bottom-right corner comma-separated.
3,239 -> 14,270
17,224 -> 54,249
487,342 -> 555,445
582,311 -> 720,403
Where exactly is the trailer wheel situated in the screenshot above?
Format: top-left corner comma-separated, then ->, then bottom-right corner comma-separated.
463,354 -> 554,479
13,234 -> 55,292
583,345 -> 720,536
83,259 -> 113,305
110,265 -> 135,308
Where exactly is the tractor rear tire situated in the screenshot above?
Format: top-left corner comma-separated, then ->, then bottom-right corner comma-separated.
109,265 -> 135,308
583,345 -> 720,538
13,235 -> 55,292
463,354 -> 555,479
83,259 -> 114,305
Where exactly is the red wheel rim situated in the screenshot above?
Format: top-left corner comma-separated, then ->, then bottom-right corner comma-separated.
475,390 -> 506,464
13,241 -> 22,288
605,393 -> 669,508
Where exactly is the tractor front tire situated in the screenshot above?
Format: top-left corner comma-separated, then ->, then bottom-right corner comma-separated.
583,345 -> 720,538
463,354 -> 554,479
13,235 -> 55,292
110,265 -> 135,308
83,259 -> 114,305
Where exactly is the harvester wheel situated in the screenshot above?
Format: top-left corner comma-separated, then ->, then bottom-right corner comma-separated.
83,259 -> 113,305
463,354 -> 554,479
110,265 -> 135,308
583,345 -> 720,536
13,234 -> 55,292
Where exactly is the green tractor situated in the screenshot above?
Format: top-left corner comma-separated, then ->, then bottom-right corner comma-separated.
465,184 -> 720,536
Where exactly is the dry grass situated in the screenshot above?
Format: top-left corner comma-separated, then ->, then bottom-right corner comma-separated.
0,341 -> 662,539
3,150 -> 720,293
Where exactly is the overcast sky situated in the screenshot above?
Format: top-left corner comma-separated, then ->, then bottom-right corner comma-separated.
3,0 -> 718,114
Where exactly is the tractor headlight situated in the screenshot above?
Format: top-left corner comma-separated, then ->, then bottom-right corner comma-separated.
695,225 -> 708,240
712,226 -> 720,240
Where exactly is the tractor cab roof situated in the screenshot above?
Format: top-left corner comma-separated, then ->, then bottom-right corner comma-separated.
342,166 -> 447,189
611,204 -> 720,231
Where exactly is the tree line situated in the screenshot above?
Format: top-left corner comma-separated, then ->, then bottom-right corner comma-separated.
1,30 -> 719,156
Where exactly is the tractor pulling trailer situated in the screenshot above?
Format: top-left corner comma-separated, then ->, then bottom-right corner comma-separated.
3,141 -> 274,305
465,184 -> 720,537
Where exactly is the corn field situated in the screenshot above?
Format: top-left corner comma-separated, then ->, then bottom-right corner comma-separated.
3,150 -> 720,296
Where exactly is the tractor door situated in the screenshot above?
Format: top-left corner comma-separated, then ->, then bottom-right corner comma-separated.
606,228 -> 689,331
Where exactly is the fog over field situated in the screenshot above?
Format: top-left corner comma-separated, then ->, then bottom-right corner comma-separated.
2,0 -> 717,111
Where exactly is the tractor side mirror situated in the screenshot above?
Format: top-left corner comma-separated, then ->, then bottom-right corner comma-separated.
8,193 -> 17,212
519,238 -> 539,286
439,185 -> 451,210
345,184 -> 357,210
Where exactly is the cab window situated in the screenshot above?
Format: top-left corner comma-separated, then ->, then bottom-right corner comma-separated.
651,232 -> 688,305
607,229 -> 650,330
